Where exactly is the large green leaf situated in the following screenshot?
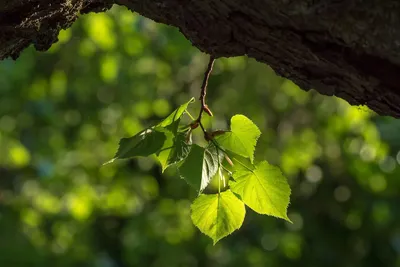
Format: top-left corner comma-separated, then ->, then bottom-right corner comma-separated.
215,114 -> 261,163
157,97 -> 195,129
110,128 -> 166,162
156,130 -> 192,171
191,190 -> 245,244
231,160 -> 291,221
179,143 -> 223,192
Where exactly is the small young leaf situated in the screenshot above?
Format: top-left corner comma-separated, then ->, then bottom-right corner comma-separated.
157,97 -> 195,129
215,115 -> 261,163
156,131 -> 192,171
191,190 -> 245,244
231,160 -> 291,221
179,143 -> 223,192
112,128 -> 166,160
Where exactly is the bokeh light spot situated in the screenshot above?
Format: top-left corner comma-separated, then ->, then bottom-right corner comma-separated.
152,98 -> 171,118
9,144 -> 31,167
334,186 -> 351,202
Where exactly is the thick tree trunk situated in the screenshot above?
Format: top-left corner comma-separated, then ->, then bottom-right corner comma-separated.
1,0 -> 400,118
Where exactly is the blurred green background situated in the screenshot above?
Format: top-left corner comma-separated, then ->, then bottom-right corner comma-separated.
1,5 -> 400,267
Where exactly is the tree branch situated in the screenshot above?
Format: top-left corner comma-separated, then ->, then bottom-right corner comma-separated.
2,0 -> 400,118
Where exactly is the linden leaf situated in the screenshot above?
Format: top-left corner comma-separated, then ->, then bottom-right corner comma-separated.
215,115 -> 261,163
191,190 -> 245,244
231,160 -> 291,221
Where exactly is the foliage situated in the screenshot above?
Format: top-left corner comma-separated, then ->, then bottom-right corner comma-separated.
108,98 -> 291,243
0,4 -> 400,267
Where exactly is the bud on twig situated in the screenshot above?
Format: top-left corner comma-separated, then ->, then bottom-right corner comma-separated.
225,155 -> 234,166
203,105 -> 213,117
190,121 -> 199,129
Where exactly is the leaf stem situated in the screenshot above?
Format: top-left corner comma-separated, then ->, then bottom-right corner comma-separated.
217,148 -> 222,194
218,167 -> 221,194
185,110 -> 195,121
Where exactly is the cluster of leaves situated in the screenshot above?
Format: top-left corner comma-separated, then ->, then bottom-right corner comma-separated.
107,98 -> 291,243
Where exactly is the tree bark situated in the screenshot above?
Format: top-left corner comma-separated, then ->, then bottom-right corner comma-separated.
1,0 -> 400,117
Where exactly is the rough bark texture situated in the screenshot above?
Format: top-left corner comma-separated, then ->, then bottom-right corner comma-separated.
1,0 -> 400,117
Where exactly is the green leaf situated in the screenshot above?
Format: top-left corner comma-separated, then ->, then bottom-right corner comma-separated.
215,114 -> 261,163
179,143 -> 223,192
191,190 -> 245,244
168,132 -> 192,164
110,128 -> 166,161
154,129 -> 175,171
157,97 -> 195,129
231,160 -> 291,221
156,130 -> 192,172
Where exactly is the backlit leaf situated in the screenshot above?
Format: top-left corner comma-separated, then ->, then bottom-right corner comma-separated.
215,114 -> 261,162
191,190 -> 245,244
231,160 -> 291,221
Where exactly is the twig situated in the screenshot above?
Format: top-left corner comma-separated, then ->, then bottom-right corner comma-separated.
196,56 -> 215,138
